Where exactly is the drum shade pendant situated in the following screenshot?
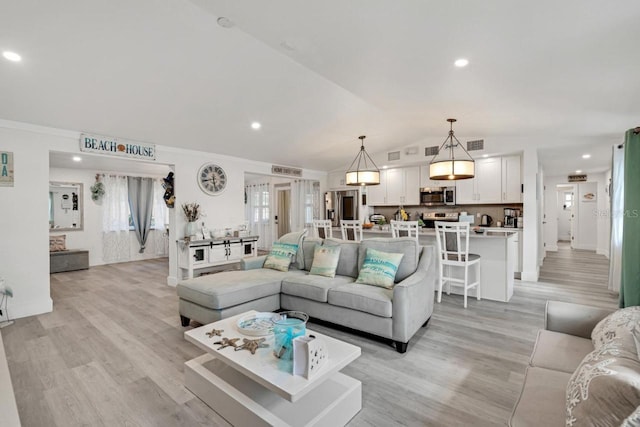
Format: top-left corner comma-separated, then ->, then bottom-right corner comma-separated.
345,135 -> 380,186
429,118 -> 475,180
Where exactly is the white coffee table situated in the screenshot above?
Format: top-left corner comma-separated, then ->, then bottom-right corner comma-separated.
184,310 -> 362,427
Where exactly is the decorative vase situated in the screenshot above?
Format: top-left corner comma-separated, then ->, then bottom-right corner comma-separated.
272,311 -> 309,366
185,221 -> 198,238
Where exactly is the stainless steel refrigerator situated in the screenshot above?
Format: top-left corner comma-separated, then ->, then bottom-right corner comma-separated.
325,190 -> 359,227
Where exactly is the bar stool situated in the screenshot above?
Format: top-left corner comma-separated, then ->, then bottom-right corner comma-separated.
312,219 -> 333,239
390,220 -> 420,241
434,221 -> 481,308
340,220 -> 363,241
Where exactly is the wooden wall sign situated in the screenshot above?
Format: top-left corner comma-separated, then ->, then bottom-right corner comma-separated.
0,151 -> 14,187
271,165 -> 302,177
80,133 -> 156,161
568,174 -> 587,182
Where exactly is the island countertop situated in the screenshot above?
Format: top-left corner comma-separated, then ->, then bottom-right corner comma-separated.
359,227 -> 517,239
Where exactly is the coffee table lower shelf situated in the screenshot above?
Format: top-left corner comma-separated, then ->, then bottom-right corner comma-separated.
186,353 -> 362,427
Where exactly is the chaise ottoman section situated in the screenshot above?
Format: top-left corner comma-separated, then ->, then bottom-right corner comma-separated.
177,269 -> 305,326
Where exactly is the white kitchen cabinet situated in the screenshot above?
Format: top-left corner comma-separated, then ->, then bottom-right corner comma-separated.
419,165 -> 447,188
368,167 -> 420,206
502,155 -> 522,203
455,156 -> 521,204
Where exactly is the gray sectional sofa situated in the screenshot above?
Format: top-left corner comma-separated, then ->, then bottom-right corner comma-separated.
177,236 -> 436,353
509,300 -> 640,426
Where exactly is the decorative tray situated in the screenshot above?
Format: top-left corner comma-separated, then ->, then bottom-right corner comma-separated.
237,312 -> 275,336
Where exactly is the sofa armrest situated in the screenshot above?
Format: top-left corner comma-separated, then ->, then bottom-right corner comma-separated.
392,245 -> 437,343
545,300 -> 614,339
241,255 -> 266,271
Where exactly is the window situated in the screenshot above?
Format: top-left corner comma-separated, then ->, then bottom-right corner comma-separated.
564,191 -> 574,210
253,190 -> 270,223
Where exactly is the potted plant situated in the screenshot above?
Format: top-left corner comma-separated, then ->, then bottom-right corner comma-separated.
182,202 -> 202,237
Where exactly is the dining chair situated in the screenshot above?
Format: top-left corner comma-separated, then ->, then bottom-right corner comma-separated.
390,220 -> 420,241
340,219 -> 363,241
312,219 -> 333,239
434,221 -> 481,308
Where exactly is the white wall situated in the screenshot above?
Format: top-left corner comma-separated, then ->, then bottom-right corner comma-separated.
0,119 -> 327,319
0,127 -> 53,321
49,167 -> 170,267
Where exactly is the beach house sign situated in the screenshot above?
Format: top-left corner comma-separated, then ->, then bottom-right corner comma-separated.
80,133 -> 156,161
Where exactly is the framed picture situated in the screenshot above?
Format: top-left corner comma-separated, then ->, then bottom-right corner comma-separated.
0,151 -> 14,187
582,192 -> 596,202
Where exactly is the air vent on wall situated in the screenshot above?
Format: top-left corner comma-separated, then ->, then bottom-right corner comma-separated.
387,151 -> 401,161
467,139 -> 484,151
425,146 -> 440,156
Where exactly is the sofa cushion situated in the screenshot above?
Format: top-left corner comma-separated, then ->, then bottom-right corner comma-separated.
264,242 -> 299,272
328,283 -> 393,318
566,348 -> 640,427
177,269 -> 304,309
323,238 -> 360,278
309,245 -> 341,278
277,230 -> 308,270
529,330 -> 594,373
281,274 -> 355,303
591,306 -> 640,355
302,238 -> 322,271
358,237 -> 419,282
509,367 -> 571,427
355,248 -> 404,289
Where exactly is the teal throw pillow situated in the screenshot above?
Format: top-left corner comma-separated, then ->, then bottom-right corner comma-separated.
309,245 -> 342,278
264,242 -> 299,272
356,248 -> 404,289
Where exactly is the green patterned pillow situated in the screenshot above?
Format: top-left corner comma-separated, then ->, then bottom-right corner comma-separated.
309,245 -> 342,278
355,248 -> 404,289
264,242 -> 299,272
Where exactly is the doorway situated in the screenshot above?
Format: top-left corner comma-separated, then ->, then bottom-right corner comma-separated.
275,186 -> 291,238
557,186 -> 574,242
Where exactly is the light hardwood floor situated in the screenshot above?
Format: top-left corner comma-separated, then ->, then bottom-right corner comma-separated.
2,245 -> 617,426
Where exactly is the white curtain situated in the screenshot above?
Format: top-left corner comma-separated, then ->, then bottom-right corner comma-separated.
101,175 -> 131,263
290,180 -> 320,235
245,183 -> 273,250
608,144 -> 624,293
150,179 -> 169,256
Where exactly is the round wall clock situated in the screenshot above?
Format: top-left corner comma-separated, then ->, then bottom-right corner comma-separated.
197,163 -> 228,195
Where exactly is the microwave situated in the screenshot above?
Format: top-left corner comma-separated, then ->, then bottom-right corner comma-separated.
420,187 -> 456,206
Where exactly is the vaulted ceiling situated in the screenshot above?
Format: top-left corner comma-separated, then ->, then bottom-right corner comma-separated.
2,0 -> 639,175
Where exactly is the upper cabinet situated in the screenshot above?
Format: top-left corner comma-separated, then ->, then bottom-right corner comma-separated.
419,165 -> 447,188
367,166 -> 420,206
456,155 -> 522,204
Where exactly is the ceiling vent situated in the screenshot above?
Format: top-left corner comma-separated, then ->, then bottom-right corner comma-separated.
387,151 -> 401,161
466,139 -> 484,151
425,146 -> 440,156
404,146 -> 419,156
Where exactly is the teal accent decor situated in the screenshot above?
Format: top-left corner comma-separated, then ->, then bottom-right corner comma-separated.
264,242 -> 299,272
356,248 -> 404,289
309,245 -> 342,278
621,128 -> 640,307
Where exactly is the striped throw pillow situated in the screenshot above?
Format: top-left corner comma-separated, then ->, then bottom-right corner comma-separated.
264,242 -> 299,272
309,245 -> 342,278
355,248 -> 404,289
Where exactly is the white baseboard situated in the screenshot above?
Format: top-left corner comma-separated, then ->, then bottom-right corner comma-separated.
546,245 -> 558,251
167,276 -> 178,287
521,269 -> 539,282
1,297 -> 53,321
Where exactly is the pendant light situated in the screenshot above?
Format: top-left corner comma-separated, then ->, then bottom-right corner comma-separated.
429,118 -> 475,180
345,135 -> 380,186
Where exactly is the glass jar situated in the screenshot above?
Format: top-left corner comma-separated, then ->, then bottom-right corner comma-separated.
272,311 -> 309,362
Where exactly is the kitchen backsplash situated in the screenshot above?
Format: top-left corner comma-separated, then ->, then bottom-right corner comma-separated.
368,204 -> 523,227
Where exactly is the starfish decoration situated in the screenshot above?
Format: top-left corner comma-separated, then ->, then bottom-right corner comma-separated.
213,337 -> 240,350
234,338 -> 269,355
205,328 -> 224,338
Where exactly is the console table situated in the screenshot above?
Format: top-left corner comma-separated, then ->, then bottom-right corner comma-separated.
177,236 -> 259,279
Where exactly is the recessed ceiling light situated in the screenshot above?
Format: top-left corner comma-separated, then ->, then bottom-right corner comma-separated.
251,122 -> 261,130
582,154 -> 591,159
382,165 -> 388,169
576,170 -> 582,174
454,58 -> 469,67
2,51 -> 21,62
482,154 -> 489,158
72,156 -> 82,162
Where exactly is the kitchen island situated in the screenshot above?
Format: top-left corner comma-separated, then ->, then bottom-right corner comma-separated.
360,228 -> 516,303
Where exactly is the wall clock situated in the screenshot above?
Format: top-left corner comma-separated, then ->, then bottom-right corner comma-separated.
197,163 -> 227,195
